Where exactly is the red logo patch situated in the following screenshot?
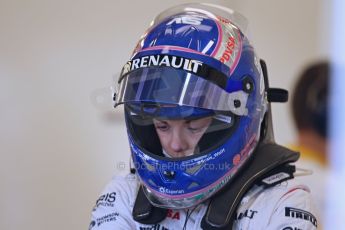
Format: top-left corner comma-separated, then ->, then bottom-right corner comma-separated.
167,209 -> 180,220
220,36 -> 236,63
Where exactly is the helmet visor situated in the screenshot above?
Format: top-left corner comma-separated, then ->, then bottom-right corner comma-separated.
115,66 -> 249,116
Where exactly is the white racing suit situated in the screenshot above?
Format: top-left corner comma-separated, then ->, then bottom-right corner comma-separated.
90,174 -> 318,230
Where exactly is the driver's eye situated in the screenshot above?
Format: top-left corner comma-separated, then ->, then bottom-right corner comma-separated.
156,125 -> 169,131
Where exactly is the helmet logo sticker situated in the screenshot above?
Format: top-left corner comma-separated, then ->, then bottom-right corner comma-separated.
220,36 -> 236,63
159,187 -> 185,195
166,15 -> 204,26
121,55 -> 203,76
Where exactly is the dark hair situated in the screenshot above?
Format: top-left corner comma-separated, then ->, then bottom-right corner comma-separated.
291,61 -> 329,137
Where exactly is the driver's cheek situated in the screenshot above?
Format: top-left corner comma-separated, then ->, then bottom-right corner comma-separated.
184,130 -> 204,151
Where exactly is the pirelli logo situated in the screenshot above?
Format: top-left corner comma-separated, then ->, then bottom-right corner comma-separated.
285,207 -> 317,227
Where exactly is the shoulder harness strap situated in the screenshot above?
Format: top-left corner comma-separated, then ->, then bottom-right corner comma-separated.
200,143 -> 299,229
132,185 -> 168,224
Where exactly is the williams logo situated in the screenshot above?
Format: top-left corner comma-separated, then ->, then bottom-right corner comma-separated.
285,207 -> 317,227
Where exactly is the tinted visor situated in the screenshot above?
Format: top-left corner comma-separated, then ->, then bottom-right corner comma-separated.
115,66 -> 249,116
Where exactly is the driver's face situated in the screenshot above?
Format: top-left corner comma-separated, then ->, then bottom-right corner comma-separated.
153,117 -> 212,158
